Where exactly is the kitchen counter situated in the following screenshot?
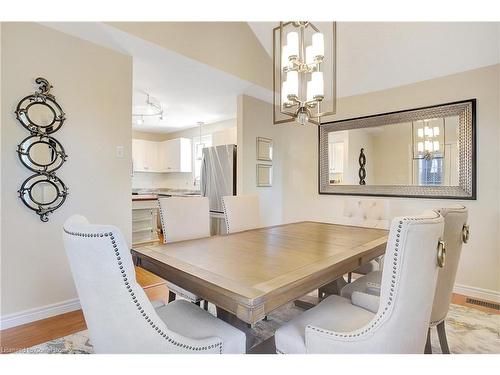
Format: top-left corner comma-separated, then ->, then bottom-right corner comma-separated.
132,194 -> 158,201
132,188 -> 201,201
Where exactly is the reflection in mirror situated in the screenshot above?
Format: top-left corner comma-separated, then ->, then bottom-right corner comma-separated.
17,135 -> 66,173
27,103 -> 56,127
31,181 -> 58,205
29,141 -> 57,167
328,116 -> 459,187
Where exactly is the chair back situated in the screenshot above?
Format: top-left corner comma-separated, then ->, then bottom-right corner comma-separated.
430,205 -> 468,325
158,196 -> 210,243
343,198 -> 390,229
62,215 -> 221,353
222,195 -> 260,234
371,211 -> 444,352
308,211 -> 444,353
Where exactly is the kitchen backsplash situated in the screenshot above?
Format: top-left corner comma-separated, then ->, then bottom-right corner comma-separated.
132,171 -> 195,190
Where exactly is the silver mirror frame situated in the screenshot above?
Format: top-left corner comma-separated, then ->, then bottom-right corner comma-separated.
318,99 -> 476,199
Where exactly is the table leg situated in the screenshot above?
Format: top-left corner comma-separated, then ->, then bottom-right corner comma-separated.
216,307 -> 255,351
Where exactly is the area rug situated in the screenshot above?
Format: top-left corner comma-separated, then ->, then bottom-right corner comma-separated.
16,302 -> 499,354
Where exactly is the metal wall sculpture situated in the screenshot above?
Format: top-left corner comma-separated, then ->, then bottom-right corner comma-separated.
15,78 -> 68,222
358,148 -> 366,185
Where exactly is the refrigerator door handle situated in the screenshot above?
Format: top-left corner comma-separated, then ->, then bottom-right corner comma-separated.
201,154 -> 207,197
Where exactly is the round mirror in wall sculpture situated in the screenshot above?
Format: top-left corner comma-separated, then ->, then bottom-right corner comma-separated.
18,174 -> 68,222
17,135 -> 67,173
15,78 -> 68,222
15,78 -> 66,135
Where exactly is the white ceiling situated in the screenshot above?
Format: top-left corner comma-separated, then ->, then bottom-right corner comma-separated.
248,22 -> 500,98
41,22 -> 499,133
41,22 -> 272,133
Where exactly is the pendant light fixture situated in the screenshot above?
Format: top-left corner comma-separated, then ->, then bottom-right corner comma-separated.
196,121 -> 205,160
273,22 -> 337,125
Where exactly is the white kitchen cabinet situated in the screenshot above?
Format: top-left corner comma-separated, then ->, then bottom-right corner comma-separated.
329,142 -> 344,173
133,138 -> 191,173
132,199 -> 159,245
159,138 -> 192,173
132,139 -> 161,172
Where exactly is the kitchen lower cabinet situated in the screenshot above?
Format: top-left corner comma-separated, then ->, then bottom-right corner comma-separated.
132,200 -> 160,246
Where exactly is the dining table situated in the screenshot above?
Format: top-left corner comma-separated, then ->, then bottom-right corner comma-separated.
131,221 -> 388,329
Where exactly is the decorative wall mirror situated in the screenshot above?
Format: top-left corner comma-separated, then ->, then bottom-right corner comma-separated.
319,99 -> 476,199
15,78 -> 68,221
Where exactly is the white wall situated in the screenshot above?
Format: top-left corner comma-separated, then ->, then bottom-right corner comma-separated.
1,23 -> 133,323
238,64 -> 500,299
237,95 -> 285,226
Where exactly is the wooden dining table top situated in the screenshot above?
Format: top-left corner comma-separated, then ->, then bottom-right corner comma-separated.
131,221 -> 388,324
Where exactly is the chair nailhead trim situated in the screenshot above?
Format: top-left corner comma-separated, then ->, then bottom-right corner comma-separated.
221,198 -> 231,234
307,214 -> 441,340
63,227 -> 223,354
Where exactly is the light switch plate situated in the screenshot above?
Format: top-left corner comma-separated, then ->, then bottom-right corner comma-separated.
116,146 -> 124,158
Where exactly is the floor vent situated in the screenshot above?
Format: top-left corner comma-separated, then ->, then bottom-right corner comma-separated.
465,298 -> 500,311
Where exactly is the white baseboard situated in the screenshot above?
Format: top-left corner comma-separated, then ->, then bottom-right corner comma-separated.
453,284 -> 500,303
0,298 -> 81,330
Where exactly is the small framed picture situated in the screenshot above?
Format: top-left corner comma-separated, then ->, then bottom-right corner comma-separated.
257,164 -> 273,187
256,137 -> 273,161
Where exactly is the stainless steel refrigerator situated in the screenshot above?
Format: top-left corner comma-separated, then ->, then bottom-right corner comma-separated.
200,144 -> 237,235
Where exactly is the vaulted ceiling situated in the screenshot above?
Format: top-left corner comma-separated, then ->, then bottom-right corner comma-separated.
248,22 -> 500,97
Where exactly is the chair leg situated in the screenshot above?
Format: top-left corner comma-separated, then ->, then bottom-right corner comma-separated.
203,300 -> 209,310
347,272 -> 352,283
436,321 -> 450,354
194,300 -> 201,306
424,328 -> 432,354
168,291 -> 176,303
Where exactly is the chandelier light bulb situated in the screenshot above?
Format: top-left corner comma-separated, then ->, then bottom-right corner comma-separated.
312,32 -> 325,57
425,140 -> 433,152
286,32 -> 299,58
310,71 -> 324,98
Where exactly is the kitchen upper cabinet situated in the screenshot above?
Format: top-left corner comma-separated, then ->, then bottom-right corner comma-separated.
159,138 -> 192,173
133,138 -> 191,173
133,139 -> 161,172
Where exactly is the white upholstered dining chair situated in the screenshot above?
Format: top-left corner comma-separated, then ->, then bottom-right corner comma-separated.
340,205 -> 469,354
222,195 -> 261,234
344,198 -> 390,275
275,211 -> 444,353
62,215 -> 246,354
158,196 -> 210,308
319,198 -> 390,298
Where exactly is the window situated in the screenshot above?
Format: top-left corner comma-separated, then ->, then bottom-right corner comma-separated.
192,135 -> 212,185
418,157 -> 444,185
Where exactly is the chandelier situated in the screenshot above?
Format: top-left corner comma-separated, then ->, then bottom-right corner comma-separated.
273,22 -> 337,126
412,119 -> 445,160
132,93 -> 164,125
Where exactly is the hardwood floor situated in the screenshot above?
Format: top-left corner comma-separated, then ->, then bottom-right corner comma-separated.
0,267 -> 167,353
1,289 -> 497,353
